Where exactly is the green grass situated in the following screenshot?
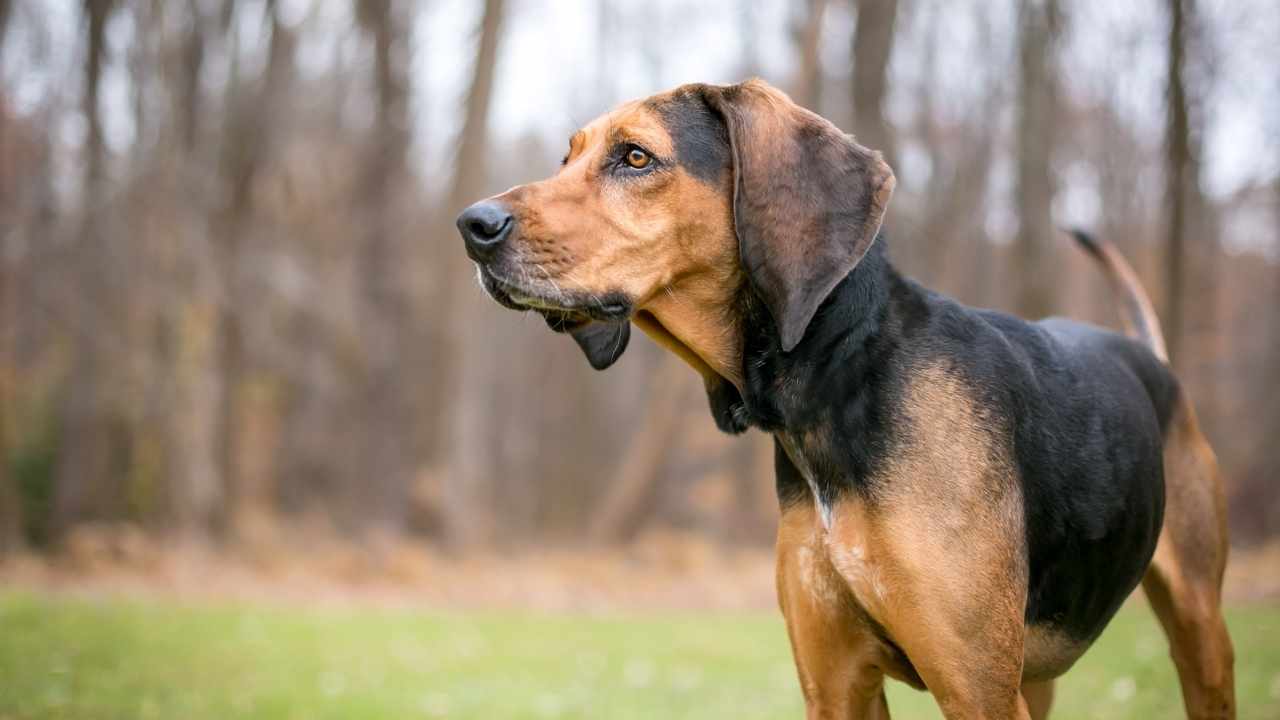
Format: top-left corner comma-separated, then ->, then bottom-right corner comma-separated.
0,594 -> 1277,719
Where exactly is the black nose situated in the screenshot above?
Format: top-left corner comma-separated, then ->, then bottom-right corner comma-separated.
457,201 -> 514,262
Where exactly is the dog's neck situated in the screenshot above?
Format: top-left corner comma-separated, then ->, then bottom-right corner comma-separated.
635,235 -> 918,437
634,259 -> 749,390
736,238 -> 909,433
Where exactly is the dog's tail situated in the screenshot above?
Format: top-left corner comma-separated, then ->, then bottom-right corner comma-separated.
1067,229 -> 1168,362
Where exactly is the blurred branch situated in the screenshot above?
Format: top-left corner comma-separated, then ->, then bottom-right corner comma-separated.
1164,0 -> 1202,367
0,0 -> 1275,550
178,0 -> 206,152
352,0 -> 414,534
448,0 -> 505,212
212,0 -> 296,539
439,0 -> 507,548
588,360 -> 689,544
851,0 -> 899,169
51,0 -> 119,541
790,0 -> 828,111
0,0 -> 12,55
0,106 -> 15,551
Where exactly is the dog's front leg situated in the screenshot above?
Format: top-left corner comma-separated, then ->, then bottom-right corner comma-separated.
823,496 -> 1030,720
777,503 -> 891,720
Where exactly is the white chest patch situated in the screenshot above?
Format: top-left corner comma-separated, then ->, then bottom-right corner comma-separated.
826,538 -> 887,609
778,434 -> 833,529
794,542 -> 843,606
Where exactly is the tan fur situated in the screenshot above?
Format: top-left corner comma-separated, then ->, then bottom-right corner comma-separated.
772,361 -> 1037,718
1141,396 -> 1236,719
1021,680 -> 1056,720
821,362 -> 1030,718
1022,627 -> 1086,682
776,503 -> 895,719
497,94 -> 746,387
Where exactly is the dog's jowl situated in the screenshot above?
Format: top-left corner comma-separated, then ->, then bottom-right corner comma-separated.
456,80 -> 1235,720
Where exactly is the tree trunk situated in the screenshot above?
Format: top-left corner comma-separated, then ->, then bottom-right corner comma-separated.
0,19 -> 19,550
0,143 -> 16,553
588,360 -> 688,544
851,0 -> 899,169
1265,184 -> 1280,536
0,1 -> 12,56
791,0 -> 828,111
208,2 -> 250,540
165,0 -> 223,538
438,0 -> 506,547
448,0 -> 504,216
0,356 -> 14,555
178,0 -> 205,153
52,0 -> 115,540
722,432 -> 775,545
1013,0 -> 1061,320
212,0 -> 281,540
1164,0 -> 1197,368
354,0 -> 413,535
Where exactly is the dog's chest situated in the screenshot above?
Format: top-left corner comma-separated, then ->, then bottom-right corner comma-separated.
776,433 -> 895,617
776,432 -> 834,528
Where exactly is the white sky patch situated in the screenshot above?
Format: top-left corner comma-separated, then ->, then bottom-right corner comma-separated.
1055,159 -> 1103,229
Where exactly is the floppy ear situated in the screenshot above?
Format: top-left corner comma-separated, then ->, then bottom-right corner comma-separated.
543,313 -> 631,370
701,80 -> 895,352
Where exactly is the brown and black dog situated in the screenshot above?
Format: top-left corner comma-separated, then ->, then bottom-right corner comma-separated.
456,79 -> 1235,719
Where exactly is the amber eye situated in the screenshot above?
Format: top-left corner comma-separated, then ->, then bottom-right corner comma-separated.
624,147 -> 652,169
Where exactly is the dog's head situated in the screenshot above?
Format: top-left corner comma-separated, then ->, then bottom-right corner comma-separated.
457,80 -> 894,422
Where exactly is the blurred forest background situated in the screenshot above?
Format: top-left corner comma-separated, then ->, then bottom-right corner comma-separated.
1,0 -> 1278,574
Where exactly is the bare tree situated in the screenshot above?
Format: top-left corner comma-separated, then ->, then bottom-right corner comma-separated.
52,0 -> 117,539
0,3 -> 18,551
0,336 -> 13,553
178,0 -> 205,152
898,4 -> 1000,294
439,0 -> 506,546
1013,0 -> 1061,320
0,110 -> 16,554
1266,175 -> 1280,534
791,0 -> 828,111
210,0 -> 249,538
1,0 -> 1277,554
353,0 -> 413,534
212,0 -> 293,539
0,0 -> 11,54
163,0 -> 223,537
851,0 -> 899,170
1163,0 -> 1204,367
588,360 -> 689,544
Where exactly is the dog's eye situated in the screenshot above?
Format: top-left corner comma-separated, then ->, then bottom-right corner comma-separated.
624,147 -> 652,169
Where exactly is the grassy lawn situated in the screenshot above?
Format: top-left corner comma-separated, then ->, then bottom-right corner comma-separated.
0,593 -> 1277,719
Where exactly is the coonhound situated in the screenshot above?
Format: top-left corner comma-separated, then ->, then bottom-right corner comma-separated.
456,79 -> 1235,719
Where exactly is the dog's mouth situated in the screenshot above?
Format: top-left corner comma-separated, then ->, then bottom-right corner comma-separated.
476,265 -> 632,332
